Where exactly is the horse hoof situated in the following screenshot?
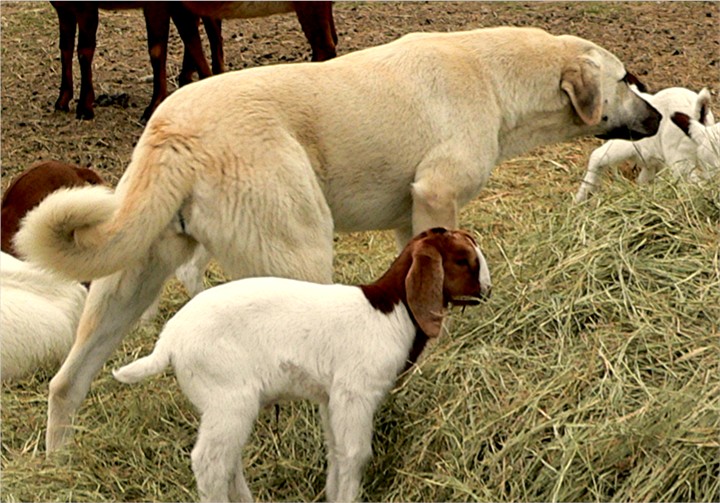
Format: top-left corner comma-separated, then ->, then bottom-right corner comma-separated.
76,108 -> 95,120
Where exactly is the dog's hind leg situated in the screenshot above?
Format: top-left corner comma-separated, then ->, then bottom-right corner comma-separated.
175,245 -> 211,298
140,244 -> 210,325
46,233 -> 196,454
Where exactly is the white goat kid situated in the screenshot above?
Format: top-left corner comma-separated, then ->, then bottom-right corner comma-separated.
671,110 -> 720,171
576,87 -> 714,202
114,228 -> 492,502
0,252 -> 86,382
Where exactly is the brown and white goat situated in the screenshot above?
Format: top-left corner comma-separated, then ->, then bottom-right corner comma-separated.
114,227 -> 492,502
1,161 -> 203,319
1,161 -> 104,257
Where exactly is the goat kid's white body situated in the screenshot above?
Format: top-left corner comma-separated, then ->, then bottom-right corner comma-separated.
123,278 -> 415,404
115,277 -> 417,502
576,87 -> 715,201
0,252 -> 86,382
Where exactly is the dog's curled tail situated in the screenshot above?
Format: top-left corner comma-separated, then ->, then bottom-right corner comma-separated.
14,123 -> 197,281
113,344 -> 171,384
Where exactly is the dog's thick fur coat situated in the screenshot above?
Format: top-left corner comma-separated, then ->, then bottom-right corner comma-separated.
14,26 -> 661,452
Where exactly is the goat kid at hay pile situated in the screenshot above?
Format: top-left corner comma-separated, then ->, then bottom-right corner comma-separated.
575,87 -> 715,202
114,228 -> 492,502
672,110 -> 720,170
16,26 -> 661,453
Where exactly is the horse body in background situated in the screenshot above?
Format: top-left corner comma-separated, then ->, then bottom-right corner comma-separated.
51,1 -> 336,121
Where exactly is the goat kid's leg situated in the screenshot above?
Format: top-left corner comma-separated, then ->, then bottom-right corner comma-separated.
192,406 -> 256,503
75,5 -> 99,120
327,393 -> 375,502
46,236 -> 194,454
320,404 -> 339,501
636,162 -> 658,185
575,141 -> 639,202
53,3 -> 76,112
229,449 -> 253,503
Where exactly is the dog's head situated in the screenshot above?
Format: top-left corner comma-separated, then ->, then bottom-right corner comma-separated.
559,40 -> 661,141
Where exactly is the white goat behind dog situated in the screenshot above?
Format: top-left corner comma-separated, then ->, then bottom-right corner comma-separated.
114,228 -> 492,502
0,252 -> 86,382
576,87 -> 715,202
671,110 -> 720,171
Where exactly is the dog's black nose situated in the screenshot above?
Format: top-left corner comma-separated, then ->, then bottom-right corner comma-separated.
641,104 -> 662,136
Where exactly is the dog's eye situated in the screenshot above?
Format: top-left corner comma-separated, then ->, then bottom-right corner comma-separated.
455,258 -> 470,267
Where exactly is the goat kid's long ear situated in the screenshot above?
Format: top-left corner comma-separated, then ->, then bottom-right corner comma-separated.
561,55 -> 603,126
696,88 -> 713,125
406,244 -> 445,338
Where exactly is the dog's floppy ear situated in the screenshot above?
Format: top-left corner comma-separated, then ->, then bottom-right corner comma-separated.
561,55 -> 603,126
405,240 -> 445,338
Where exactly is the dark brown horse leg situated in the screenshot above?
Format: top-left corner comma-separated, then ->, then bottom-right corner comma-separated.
292,1 -> 337,62
75,5 -> 99,120
171,4 -> 213,86
203,17 -> 224,75
141,3 -> 172,123
52,2 -> 77,113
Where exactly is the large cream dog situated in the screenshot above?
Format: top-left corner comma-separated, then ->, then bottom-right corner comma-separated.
16,26 -> 660,453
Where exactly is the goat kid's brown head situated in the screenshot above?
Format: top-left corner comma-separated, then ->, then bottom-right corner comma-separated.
405,228 -> 492,338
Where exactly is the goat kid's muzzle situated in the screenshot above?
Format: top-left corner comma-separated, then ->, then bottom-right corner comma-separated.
450,286 -> 493,308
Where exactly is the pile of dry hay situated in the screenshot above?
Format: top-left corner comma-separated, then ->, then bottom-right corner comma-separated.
1,174 -> 718,502
365,174 -> 719,502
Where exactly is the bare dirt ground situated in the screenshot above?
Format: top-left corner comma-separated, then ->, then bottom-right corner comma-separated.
1,2 -> 718,187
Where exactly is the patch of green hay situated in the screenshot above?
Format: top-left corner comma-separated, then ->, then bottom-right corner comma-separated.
2,174 -> 718,502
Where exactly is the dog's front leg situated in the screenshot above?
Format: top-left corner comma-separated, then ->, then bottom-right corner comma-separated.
411,175 -> 458,235
407,144 -> 490,238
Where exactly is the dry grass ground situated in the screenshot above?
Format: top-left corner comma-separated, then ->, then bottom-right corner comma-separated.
1,2 -> 719,502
